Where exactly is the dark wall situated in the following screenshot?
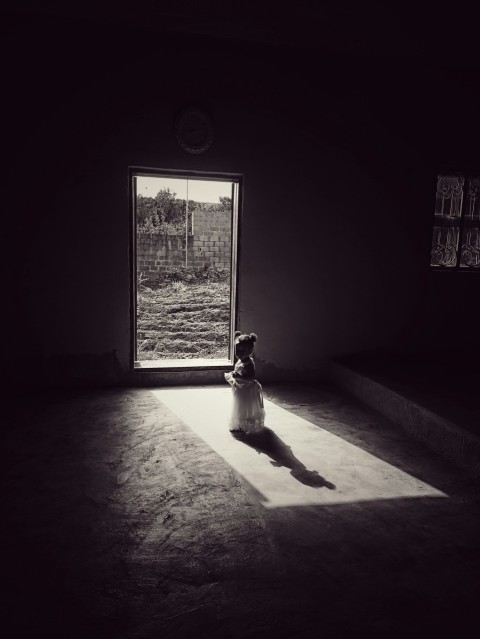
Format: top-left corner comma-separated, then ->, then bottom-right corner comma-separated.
5,12 -> 479,387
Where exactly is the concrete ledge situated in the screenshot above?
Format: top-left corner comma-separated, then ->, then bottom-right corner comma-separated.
126,368 -> 228,387
329,360 -> 480,478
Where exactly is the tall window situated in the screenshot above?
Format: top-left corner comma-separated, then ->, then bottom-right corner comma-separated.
430,174 -> 480,270
130,168 -> 240,370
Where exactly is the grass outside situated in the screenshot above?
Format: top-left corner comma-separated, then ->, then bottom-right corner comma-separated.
136,280 -> 230,360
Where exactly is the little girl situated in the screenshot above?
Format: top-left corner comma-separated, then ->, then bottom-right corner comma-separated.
224,331 -> 265,434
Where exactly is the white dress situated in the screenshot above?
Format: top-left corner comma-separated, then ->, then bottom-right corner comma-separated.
224,358 -> 265,433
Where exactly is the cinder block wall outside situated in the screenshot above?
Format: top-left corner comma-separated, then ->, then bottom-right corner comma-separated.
192,207 -> 231,270
137,207 -> 231,282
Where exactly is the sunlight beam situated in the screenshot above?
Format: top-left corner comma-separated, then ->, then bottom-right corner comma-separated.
152,388 -> 447,508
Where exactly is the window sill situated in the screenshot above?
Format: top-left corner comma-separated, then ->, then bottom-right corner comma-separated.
430,267 -> 480,273
134,358 -> 232,372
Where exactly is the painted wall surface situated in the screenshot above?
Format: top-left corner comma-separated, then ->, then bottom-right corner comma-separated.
5,14 -> 479,387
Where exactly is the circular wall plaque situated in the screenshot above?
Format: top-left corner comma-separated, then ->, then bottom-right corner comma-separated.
174,107 -> 214,154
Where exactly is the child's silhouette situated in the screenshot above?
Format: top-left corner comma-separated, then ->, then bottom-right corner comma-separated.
224,331 -> 265,434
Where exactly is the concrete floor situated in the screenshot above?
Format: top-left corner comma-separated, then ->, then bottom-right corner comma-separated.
3,383 -> 480,638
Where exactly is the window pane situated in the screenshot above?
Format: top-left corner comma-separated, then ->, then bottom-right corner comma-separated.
466,177 -> 480,220
430,225 -> 460,267
430,174 -> 464,268
134,175 -> 235,365
460,176 -> 480,268
434,175 -> 464,219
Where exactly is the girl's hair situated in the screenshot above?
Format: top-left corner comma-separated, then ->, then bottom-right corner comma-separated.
234,331 -> 257,344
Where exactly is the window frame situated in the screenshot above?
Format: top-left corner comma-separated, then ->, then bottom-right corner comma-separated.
430,168 -> 480,273
128,166 -> 242,372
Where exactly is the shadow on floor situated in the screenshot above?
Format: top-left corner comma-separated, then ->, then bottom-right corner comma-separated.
263,383 -> 478,496
232,427 -> 336,489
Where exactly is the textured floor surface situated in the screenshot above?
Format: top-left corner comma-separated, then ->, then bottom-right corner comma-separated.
3,383 -> 480,638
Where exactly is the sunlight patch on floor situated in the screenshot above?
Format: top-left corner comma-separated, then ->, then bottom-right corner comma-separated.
152,387 -> 447,508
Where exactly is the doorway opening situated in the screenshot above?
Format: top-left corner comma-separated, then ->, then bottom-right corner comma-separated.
130,168 -> 240,370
